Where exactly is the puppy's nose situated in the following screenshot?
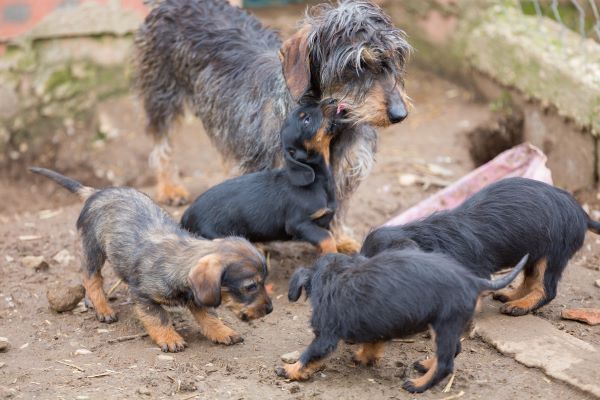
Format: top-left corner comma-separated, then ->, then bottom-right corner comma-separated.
388,101 -> 407,124
266,301 -> 273,315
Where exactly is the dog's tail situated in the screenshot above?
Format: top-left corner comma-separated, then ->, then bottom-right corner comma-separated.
29,167 -> 96,200
477,254 -> 529,292
587,218 -> 600,235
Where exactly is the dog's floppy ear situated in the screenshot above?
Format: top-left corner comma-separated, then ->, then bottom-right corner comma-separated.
188,254 -> 226,307
284,150 -> 315,186
279,25 -> 311,102
288,267 -> 313,302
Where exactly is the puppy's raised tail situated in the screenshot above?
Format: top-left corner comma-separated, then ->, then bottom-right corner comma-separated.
478,254 -> 529,292
29,167 -> 96,200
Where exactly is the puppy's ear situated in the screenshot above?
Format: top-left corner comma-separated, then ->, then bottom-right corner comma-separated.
284,150 -> 315,186
188,254 -> 226,307
279,25 -> 311,102
288,267 -> 313,302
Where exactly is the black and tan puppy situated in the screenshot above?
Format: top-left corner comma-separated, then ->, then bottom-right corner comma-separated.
181,100 -> 341,253
361,177 -> 600,316
30,167 -> 273,352
276,250 -> 528,393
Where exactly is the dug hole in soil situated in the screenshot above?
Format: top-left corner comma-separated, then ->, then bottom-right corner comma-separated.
1,6 -> 599,400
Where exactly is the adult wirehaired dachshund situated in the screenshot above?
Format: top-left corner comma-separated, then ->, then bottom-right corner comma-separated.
361,177 -> 600,316
276,250 -> 528,393
30,167 -> 273,352
181,100 -> 340,253
133,0 -> 411,250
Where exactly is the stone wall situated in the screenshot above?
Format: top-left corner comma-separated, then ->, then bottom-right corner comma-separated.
0,2 -> 143,166
382,0 -> 600,191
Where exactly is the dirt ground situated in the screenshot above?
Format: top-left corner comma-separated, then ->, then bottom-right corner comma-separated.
1,6 -> 600,400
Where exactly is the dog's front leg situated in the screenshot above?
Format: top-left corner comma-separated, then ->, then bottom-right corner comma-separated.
189,304 -> 243,345
289,222 -> 337,254
134,300 -> 186,352
275,335 -> 338,381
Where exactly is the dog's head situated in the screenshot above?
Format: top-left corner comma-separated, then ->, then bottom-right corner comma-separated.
281,99 -> 341,186
279,0 -> 411,128
360,227 -> 419,257
188,238 -> 273,321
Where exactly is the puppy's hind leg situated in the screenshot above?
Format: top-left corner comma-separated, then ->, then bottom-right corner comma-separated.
135,300 -> 186,352
404,321 -> 463,393
275,334 -> 339,381
80,240 -> 117,323
353,342 -> 385,366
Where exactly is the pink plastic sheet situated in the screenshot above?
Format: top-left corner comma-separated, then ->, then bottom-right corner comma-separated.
385,143 -> 553,227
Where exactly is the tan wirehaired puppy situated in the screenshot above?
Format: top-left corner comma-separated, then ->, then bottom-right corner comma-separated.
30,167 -> 273,352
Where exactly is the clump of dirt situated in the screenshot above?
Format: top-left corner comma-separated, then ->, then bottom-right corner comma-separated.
46,283 -> 85,312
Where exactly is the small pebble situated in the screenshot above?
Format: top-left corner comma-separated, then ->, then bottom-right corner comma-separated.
75,349 -> 92,355
136,387 -> 151,396
52,249 -> 74,266
280,350 -> 300,364
0,338 -> 9,353
0,362 -> 5,369
21,256 -> 49,272
157,354 -> 174,362
595,279 -> 600,288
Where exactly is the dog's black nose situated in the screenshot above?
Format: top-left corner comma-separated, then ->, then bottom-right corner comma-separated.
388,101 -> 408,124
266,302 -> 273,314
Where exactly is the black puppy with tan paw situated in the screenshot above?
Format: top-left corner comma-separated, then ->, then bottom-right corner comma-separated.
181,100 -> 345,253
30,167 -> 272,352
276,250 -> 528,393
361,177 -> 600,316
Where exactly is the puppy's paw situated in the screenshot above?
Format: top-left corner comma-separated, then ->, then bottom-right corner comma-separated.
157,336 -> 187,353
413,358 -> 434,373
335,235 -> 360,255
500,302 -> 530,316
208,328 -> 244,345
492,291 -> 512,303
95,309 -> 118,324
402,379 -> 427,394
352,350 -> 380,367
275,363 -> 311,381
156,183 -> 190,207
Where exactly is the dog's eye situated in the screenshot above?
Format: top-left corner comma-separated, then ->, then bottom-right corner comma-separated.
244,283 -> 258,292
303,116 -> 311,126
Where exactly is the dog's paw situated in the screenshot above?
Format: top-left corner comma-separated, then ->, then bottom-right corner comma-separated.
413,360 -> 428,374
500,302 -> 530,316
352,351 -> 380,367
275,363 -> 311,381
492,291 -> 511,303
95,309 -> 118,324
402,379 -> 427,394
210,330 -> 244,346
157,336 -> 187,353
335,236 -> 360,255
156,183 -> 190,207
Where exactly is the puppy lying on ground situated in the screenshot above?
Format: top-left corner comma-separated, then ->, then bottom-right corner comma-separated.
276,250 -> 528,393
181,100 -> 342,253
361,177 -> 600,316
30,167 -> 273,352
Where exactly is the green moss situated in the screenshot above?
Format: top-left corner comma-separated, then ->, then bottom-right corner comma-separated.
44,68 -> 74,92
